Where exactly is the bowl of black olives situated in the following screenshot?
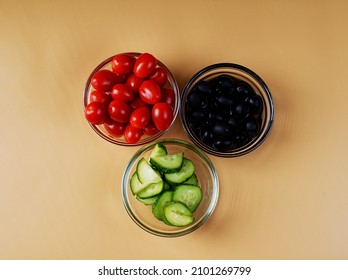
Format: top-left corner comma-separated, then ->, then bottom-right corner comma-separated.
180,63 -> 274,157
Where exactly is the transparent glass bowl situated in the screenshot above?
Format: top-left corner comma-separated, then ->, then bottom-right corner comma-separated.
180,63 -> 274,157
121,139 -> 219,237
83,52 -> 180,146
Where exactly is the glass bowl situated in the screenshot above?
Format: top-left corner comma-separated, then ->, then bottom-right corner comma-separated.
83,52 -> 180,146
121,139 -> 219,237
180,63 -> 274,157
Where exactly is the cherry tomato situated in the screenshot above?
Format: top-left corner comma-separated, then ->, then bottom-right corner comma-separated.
129,97 -> 147,110
160,86 -> 176,108
90,90 -> 111,104
84,102 -> 108,125
91,69 -> 119,92
149,67 -> 168,87
133,53 -> 157,78
108,99 -> 131,123
111,83 -> 134,102
152,102 -> 174,130
130,106 -> 151,129
139,80 -> 162,105
143,120 -> 160,135
126,73 -> 143,93
112,54 -> 135,75
124,124 -> 143,144
103,119 -> 127,137
115,73 -> 128,84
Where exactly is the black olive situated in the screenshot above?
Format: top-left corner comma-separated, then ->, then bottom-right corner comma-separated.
227,116 -> 240,131
213,138 -> 237,151
208,110 -> 225,122
189,110 -> 206,122
236,81 -> 253,95
196,80 -> 214,97
199,125 -> 214,145
215,93 -> 234,108
187,90 -> 208,108
244,119 -> 260,137
234,132 -> 250,147
212,121 -> 233,136
248,94 -> 263,113
232,102 -> 250,117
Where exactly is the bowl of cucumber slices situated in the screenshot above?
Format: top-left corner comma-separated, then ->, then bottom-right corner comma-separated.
121,138 -> 219,237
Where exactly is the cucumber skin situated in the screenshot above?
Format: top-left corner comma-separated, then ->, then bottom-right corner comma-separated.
149,152 -> 184,174
183,173 -> 198,185
164,159 -> 195,185
152,191 -> 173,221
149,143 -> 167,158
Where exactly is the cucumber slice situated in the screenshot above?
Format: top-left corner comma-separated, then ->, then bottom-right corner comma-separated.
183,173 -> 198,185
136,195 -> 158,205
162,213 -> 171,225
173,184 -> 202,212
149,143 -> 167,158
130,172 -> 144,195
164,158 -> 195,185
152,191 -> 173,221
136,158 -> 162,184
150,152 -> 184,173
163,202 -> 194,227
137,181 -> 163,198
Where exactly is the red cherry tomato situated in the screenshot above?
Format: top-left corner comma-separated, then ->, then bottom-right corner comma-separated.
91,69 -> 119,92
115,73 -> 128,84
152,102 -> 174,130
126,73 -> 144,93
112,54 -> 135,75
108,99 -> 131,123
90,90 -> 111,104
143,120 -> 160,135
133,53 -> 157,78
111,83 -> 134,102
139,80 -> 162,105
103,119 -> 127,137
84,102 -> 108,125
129,97 -> 147,110
149,67 -> 168,87
130,106 -> 151,129
160,86 -> 176,108
124,124 -> 143,144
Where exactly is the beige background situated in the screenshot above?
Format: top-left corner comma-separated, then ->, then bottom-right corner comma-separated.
1,0 -> 347,259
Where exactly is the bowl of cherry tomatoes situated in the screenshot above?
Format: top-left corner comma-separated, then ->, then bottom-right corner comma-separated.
83,52 -> 180,145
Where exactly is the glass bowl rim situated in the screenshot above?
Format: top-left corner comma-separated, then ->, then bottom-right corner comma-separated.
121,138 -> 219,237
180,62 -> 275,157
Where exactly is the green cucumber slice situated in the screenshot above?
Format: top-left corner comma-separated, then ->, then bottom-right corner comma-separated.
136,195 -> 158,205
173,184 -> 202,212
136,158 -> 162,184
137,181 -> 163,198
149,143 -> 167,158
150,152 -> 184,173
164,158 -> 195,185
183,173 -> 198,185
152,191 -> 173,221
130,172 -> 144,195
163,202 -> 194,227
